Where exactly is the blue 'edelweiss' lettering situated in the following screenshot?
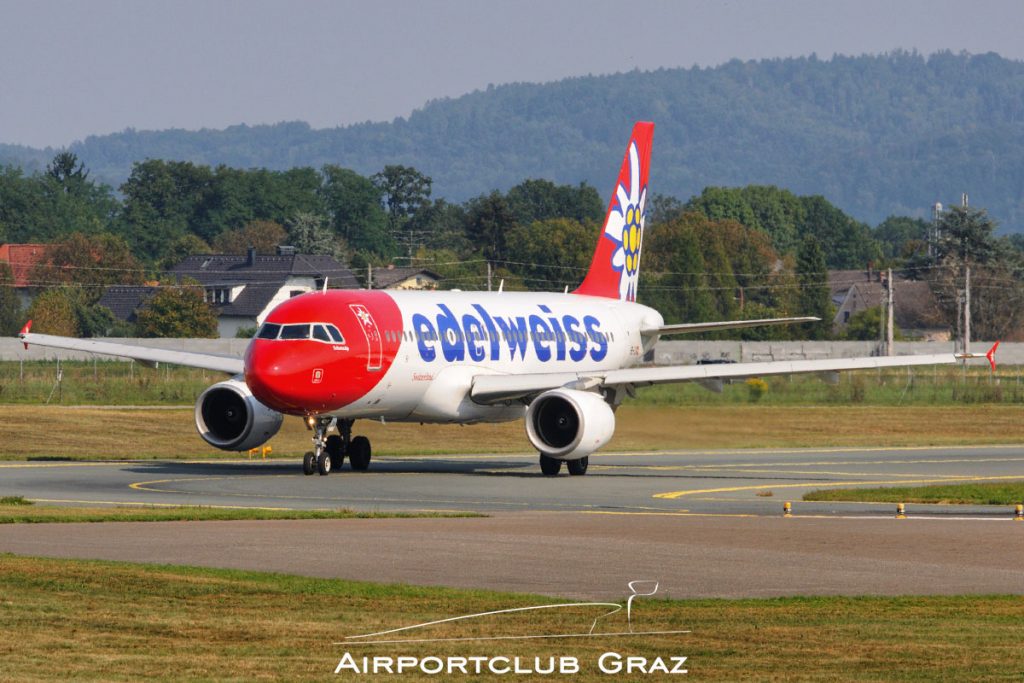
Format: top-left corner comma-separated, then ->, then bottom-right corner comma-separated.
413,305 -> 607,364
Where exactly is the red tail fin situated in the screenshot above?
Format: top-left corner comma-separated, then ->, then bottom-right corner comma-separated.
574,121 -> 654,301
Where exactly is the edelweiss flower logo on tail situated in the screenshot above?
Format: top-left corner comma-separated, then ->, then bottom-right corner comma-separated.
603,141 -> 647,302
573,122 -> 653,302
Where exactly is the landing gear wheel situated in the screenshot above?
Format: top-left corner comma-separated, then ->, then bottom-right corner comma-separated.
348,436 -> 371,471
567,456 -> 589,476
316,451 -> 332,476
326,435 -> 345,470
539,454 -> 562,476
302,451 -> 315,476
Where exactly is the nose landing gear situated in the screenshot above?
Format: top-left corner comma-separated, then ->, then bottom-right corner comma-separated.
302,417 -> 372,476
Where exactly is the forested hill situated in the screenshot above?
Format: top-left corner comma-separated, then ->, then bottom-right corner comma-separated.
5,50 -> 1024,231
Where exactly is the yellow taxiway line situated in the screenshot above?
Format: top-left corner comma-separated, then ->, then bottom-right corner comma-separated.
653,474 -> 1024,499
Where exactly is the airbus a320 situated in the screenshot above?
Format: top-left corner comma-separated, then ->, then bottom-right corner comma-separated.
20,122 -> 962,476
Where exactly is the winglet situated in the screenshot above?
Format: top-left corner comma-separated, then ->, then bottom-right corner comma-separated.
19,320 -> 32,350
986,341 -> 1000,371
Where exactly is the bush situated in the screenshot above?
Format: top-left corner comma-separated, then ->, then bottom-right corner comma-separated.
746,378 -> 768,402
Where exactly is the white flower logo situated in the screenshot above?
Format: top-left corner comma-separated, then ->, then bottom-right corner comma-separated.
603,141 -> 647,302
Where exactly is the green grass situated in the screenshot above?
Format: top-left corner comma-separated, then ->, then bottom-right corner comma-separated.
0,503 -> 483,524
1,360 -> 1022,407
0,495 -> 33,505
633,365 -> 1024,406
0,555 -> 1021,681
804,481 -> 1024,505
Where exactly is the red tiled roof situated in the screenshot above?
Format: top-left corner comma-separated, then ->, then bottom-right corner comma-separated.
0,243 -> 51,287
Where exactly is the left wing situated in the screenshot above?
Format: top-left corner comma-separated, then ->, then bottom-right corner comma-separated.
18,322 -> 244,375
470,353 -> 958,404
646,316 -> 819,336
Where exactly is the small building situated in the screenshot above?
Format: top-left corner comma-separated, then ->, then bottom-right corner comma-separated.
370,266 -> 441,290
100,246 -> 360,338
0,243 -> 51,309
829,269 -> 948,341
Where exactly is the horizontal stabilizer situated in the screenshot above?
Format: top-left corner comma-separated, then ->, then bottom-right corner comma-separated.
645,316 -> 819,336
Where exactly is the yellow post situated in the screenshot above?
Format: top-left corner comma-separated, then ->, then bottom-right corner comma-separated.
1014,503 -> 1023,521
262,445 -> 273,460
896,503 -> 906,519
783,501 -> 792,517
247,448 -> 257,460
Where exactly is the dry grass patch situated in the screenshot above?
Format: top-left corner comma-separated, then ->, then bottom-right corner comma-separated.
2,405 -> 1024,460
0,503 -> 482,524
0,556 -> 1021,681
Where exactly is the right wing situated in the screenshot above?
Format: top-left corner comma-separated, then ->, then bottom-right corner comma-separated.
18,322 -> 244,375
470,352 -> 959,404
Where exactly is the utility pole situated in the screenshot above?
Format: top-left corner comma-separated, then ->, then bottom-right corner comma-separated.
367,264 -> 373,290
487,262 -> 493,292
964,263 -> 971,356
961,192 -> 971,357
886,268 -> 894,356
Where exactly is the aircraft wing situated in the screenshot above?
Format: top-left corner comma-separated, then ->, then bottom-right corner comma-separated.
645,316 -> 819,335
18,323 -> 244,375
470,353 -> 959,404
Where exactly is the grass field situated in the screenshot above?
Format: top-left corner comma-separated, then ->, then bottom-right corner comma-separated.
0,555 -> 1021,681
2,404 -> 1024,460
804,482 -> 1024,505
2,360 -> 1023,407
0,500 -> 481,524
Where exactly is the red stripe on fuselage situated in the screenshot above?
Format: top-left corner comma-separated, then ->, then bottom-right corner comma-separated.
245,290 -> 403,415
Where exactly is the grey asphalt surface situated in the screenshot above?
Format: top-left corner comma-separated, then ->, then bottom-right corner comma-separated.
1,446 -> 1023,599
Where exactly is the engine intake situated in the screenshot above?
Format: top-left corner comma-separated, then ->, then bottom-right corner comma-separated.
195,378 -> 283,451
525,388 -> 615,460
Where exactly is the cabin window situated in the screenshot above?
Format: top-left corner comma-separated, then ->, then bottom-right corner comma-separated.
312,325 -> 331,342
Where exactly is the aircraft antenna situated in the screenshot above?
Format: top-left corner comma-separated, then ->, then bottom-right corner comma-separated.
498,279 -> 504,293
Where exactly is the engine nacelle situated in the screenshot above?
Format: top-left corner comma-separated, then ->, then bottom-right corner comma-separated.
525,388 -> 615,461
195,378 -> 284,451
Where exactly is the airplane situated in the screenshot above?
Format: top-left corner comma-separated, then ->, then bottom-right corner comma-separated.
19,122 -> 966,476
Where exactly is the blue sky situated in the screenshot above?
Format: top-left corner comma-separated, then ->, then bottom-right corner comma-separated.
2,0 -> 1023,148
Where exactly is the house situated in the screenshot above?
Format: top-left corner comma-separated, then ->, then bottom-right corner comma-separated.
99,246 -> 360,338
370,266 -> 441,290
0,243 -> 50,309
828,269 -> 949,340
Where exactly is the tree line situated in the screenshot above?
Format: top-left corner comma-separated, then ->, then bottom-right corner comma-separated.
6,51 -> 1024,231
1,151 -> 1021,340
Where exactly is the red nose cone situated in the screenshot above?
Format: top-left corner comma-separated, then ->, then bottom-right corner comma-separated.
245,339 -> 341,414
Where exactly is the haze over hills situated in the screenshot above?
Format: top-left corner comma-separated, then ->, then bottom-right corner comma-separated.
3,50 -> 1024,231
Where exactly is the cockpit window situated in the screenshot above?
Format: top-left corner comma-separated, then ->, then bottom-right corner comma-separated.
259,321 -> 346,345
279,324 -> 311,340
326,325 -> 345,343
256,323 -> 281,340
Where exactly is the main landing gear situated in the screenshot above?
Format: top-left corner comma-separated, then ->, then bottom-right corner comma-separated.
539,454 -> 589,476
303,418 -> 372,476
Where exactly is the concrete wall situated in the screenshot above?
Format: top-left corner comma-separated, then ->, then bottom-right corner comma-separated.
0,337 -> 1015,364
650,340 -> 1016,364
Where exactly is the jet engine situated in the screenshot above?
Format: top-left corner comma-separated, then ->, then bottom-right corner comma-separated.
525,388 -> 615,460
194,378 -> 283,451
